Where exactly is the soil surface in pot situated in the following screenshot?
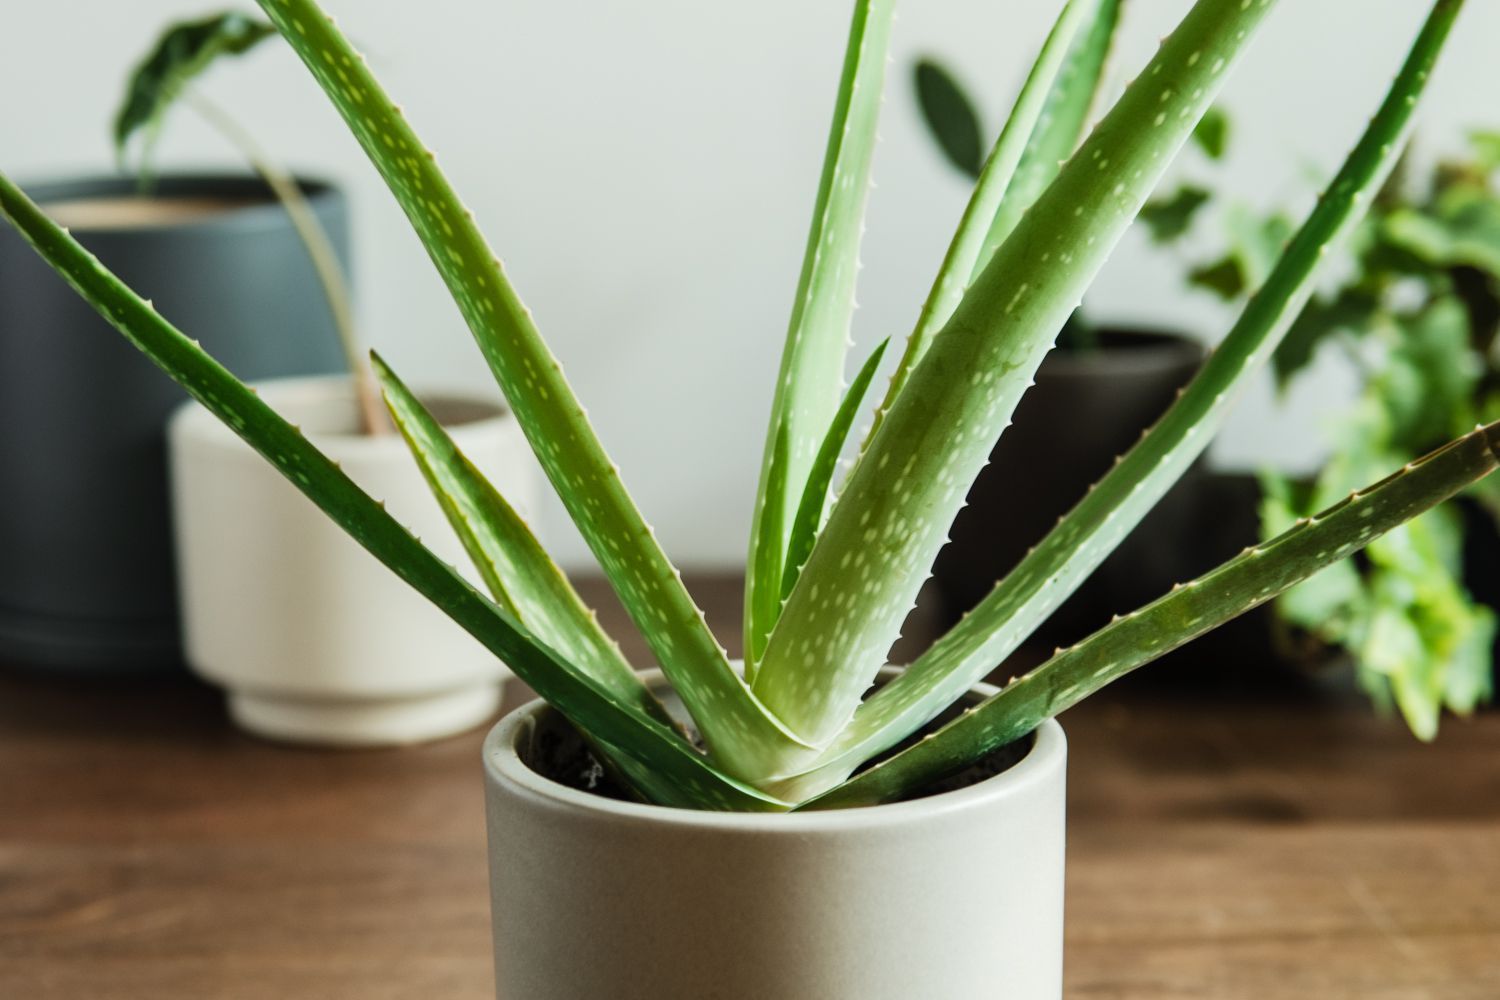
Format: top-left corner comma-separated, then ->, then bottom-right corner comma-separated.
41,195 -> 265,230
519,693 -> 1033,807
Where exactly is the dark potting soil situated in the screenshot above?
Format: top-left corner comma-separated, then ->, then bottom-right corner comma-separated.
520,694 -> 1034,808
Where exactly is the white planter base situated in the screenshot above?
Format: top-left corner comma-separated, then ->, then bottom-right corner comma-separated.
484,670 -> 1066,1000
229,680 -> 502,747
171,375 -> 536,748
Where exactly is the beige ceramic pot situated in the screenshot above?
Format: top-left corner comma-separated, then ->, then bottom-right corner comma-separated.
483,670 -> 1067,999
170,374 -> 536,746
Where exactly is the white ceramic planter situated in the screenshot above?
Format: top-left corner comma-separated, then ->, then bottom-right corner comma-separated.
170,374 -> 536,746
483,672 -> 1067,1000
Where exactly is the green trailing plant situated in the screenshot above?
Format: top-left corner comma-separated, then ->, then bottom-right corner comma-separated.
116,10 -> 386,434
1149,109 -> 1500,738
1,0 -> 1491,810
1258,135 -> 1500,739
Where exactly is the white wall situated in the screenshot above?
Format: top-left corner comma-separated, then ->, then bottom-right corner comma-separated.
4,1 -> 1497,569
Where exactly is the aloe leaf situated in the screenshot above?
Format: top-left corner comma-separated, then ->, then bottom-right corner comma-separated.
778,0 -> 1462,794
868,0 -> 1102,446
755,0 -> 1280,753
114,11 -> 277,174
0,174 -> 785,813
805,420 -> 1500,809
371,353 -> 677,730
781,338 -> 889,603
744,0 -> 897,667
973,0 -> 1122,282
251,0 -> 808,780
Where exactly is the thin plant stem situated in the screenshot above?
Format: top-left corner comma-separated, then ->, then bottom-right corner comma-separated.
185,87 -> 388,435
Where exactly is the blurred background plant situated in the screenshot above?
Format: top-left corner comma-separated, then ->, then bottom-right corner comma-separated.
915,54 -> 1500,739
118,10 -> 385,434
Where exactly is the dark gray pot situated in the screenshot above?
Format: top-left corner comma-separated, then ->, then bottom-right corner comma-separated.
932,327 -> 1206,645
0,173 -> 348,670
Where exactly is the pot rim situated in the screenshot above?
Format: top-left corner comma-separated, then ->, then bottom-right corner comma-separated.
483,671 -> 1066,830
16,172 -> 343,236
170,373 -> 513,455
1044,326 -> 1205,377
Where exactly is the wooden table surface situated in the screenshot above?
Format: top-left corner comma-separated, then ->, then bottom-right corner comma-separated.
3,575 -> 1498,999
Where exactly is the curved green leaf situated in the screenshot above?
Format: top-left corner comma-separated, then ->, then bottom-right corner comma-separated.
807,420 -> 1500,809
371,352 -> 677,731
252,0 -> 808,781
115,12 -> 277,173
0,172 -> 785,813
745,0 -> 897,670
776,0 -> 1463,797
756,0 -> 1281,756
868,0 -> 1106,449
781,338 -> 889,602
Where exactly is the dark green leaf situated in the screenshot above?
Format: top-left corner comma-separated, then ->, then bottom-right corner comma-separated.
914,59 -> 985,180
115,12 -> 277,169
1271,288 -> 1378,389
1189,255 -> 1246,299
1192,106 -> 1231,160
1139,185 -> 1210,243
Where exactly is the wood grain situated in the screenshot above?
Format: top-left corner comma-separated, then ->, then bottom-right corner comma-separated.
2,574 -> 1497,998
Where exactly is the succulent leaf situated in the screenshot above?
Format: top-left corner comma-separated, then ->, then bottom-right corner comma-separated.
973,0 -> 1122,281
781,338 -> 889,603
806,419 -> 1500,809
251,0 -> 809,780
745,0 -> 897,669
0,174 -> 786,813
114,11 -> 277,174
755,0 -> 1280,754
777,0 -> 1463,795
870,0 -> 1102,446
371,353 -> 677,730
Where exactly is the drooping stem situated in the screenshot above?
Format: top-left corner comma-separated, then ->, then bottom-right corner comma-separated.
184,88 -> 387,435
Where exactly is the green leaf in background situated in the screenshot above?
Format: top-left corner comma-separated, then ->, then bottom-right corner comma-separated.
914,59 -> 985,180
1190,205 -> 1297,300
1378,300 -> 1482,448
1469,129 -> 1500,174
1192,106 -> 1231,160
1270,288 -> 1379,389
1266,301 -> 1494,741
1140,185 -> 1211,243
1382,186 -> 1500,277
114,11 -> 276,173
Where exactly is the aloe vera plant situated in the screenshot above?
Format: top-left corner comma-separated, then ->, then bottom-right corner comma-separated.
1,0 -> 1489,810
